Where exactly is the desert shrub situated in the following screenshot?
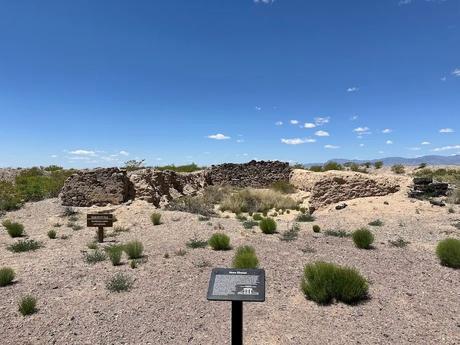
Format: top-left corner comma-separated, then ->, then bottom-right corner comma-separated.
87,241 -> 98,249
259,217 -> 277,234
374,161 -> 383,169
62,207 -> 78,217
124,240 -> 144,259
167,195 -> 216,217
281,223 -> 300,241
352,228 -> 374,249
309,165 -> 323,172
436,238 -> 460,268
155,163 -> 203,173
186,236 -> 208,249
388,237 -> 409,248
208,233 -> 231,250
232,246 -> 259,269
270,180 -> 296,194
4,221 -> 25,238
84,249 -> 107,264
150,212 -> 161,225
47,229 -> 57,239
236,214 -> 247,221
322,161 -> 343,171
413,168 -> 460,186
448,207 -> 455,214
448,188 -> 460,205
349,163 -> 367,173
7,239 -> 42,252
130,260 -> 138,269
220,188 -> 297,214
175,248 -> 187,256
15,168 -> 74,201
71,224 -> 83,231
68,215 -> 79,222
0,181 -> 22,212
123,159 -> 145,171
18,295 -> 37,316
106,245 -> 124,266
368,219 -> 384,226
0,267 -> 15,287
252,213 -> 263,221
301,261 -> 368,305
201,185 -> 233,204
391,164 -> 405,174
312,225 -> 321,233
106,273 -> 133,292
242,220 -> 258,229
198,215 -> 210,221
324,230 -> 350,238
114,226 -> 130,233
296,213 -> 315,222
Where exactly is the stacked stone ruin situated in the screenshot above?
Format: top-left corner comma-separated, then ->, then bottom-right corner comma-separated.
408,177 -> 449,199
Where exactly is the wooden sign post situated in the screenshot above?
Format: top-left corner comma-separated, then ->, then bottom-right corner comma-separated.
207,268 -> 265,345
87,214 -> 113,243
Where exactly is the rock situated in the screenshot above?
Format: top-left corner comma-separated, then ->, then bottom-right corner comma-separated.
290,169 -> 400,209
335,203 -> 348,210
59,168 -> 134,207
128,169 -> 210,207
409,178 -> 449,199
208,160 -> 291,188
429,200 -> 446,207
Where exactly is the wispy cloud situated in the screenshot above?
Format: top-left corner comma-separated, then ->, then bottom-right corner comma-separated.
408,147 -> 421,151
51,154 -> 58,158
254,0 -> 275,3
315,130 -> 330,137
353,127 -> 371,135
324,144 -> 340,149
439,128 -> 454,133
236,139 -> 245,143
315,117 -> 330,126
208,133 -> 231,140
281,138 -> 316,145
347,87 -> 359,92
398,0 -> 412,5
304,122 -> 316,128
452,68 -> 460,77
255,106 -> 262,111
386,140 -> 393,145
119,150 -> 129,156
432,145 -> 460,152
441,76 -> 447,81
382,128 -> 392,134
359,143 -> 365,147
275,121 -> 283,126
350,115 -> 359,121
290,120 -> 299,125
421,141 -> 431,145
69,149 -> 97,156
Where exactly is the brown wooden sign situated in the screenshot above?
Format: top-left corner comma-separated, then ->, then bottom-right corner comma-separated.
87,214 -> 113,228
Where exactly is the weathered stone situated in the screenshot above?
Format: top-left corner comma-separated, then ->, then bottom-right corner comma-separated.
335,203 -> 348,210
208,160 -> 291,188
60,168 -> 133,207
409,178 -> 449,199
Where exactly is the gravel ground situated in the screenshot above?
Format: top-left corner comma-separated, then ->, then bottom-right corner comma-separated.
0,187 -> 459,344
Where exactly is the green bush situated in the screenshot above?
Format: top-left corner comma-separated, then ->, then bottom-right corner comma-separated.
312,225 -> 321,233
280,223 -> 300,241
242,220 -> 258,229
18,295 -> 37,316
3,221 -> 25,238
309,165 -> 323,172
106,273 -> 133,292
150,212 -> 162,225
167,195 -> 216,217
208,233 -> 231,250
391,164 -> 405,174
352,228 -> 374,249
374,161 -> 383,169
0,181 -> 22,212
323,161 -> 343,171
124,240 -> 144,259
155,163 -> 203,173
47,229 -> 57,239
301,261 -> 368,305
296,213 -> 315,222
270,180 -> 296,194
436,238 -> 460,268
84,249 -> 107,264
186,236 -> 208,249
259,217 -> 277,234
7,239 -> 42,253
106,245 -> 124,266
232,246 -> 259,269
368,219 -> 384,226
0,267 -> 15,287
252,213 -> 263,221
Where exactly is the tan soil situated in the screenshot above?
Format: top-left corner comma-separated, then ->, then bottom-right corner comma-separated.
1,182 -> 459,344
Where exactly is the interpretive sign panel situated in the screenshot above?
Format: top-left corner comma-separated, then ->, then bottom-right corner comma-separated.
87,214 -> 113,228
207,268 -> 265,302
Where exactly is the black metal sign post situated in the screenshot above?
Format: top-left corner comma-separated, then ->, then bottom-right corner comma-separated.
87,214 -> 113,243
207,268 -> 265,345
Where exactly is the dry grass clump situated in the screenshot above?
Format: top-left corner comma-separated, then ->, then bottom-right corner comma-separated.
324,230 -> 350,238
2,220 -> 25,238
312,225 -> 321,233
8,239 -> 42,253
106,273 -> 133,292
105,245 -> 124,266
220,188 -> 297,214
150,212 -> 161,225
352,228 -> 374,249
232,246 -> 259,269
280,223 -> 300,241
296,213 -> 315,222
167,195 -> 216,217
259,217 -> 277,234
124,240 -> 144,259
186,236 -> 208,249
84,249 -> 107,264
0,267 -> 15,287
18,295 -> 37,316
301,261 -> 368,305
47,229 -> 57,239
270,180 -> 296,194
436,238 -> 460,268
208,233 -> 231,250
368,219 -> 384,226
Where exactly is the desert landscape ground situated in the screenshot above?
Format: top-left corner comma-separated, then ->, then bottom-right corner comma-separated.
0,162 -> 459,345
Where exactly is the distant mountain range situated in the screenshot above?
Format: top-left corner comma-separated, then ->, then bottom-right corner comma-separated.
305,154 -> 460,166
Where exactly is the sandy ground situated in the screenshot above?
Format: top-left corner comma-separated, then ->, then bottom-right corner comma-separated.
1,183 -> 459,344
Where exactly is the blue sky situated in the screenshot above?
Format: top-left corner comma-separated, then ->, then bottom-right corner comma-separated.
0,0 -> 459,168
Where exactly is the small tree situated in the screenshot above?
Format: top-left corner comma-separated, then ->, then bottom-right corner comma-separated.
123,159 -> 145,171
374,161 -> 383,169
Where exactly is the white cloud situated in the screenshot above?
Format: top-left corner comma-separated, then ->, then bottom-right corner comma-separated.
439,128 -> 454,133
119,150 -> 129,156
398,0 -> 412,5
315,130 -> 329,137
347,87 -> 359,92
382,128 -> 392,133
304,122 -> 316,128
452,68 -> 460,77
324,144 -> 340,149
421,141 -> 431,145
353,127 -> 370,134
386,140 -> 393,145
236,139 -> 245,143
359,143 -> 365,147
315,117 -> 330,126
350,115 -> 359,121
281,138 -> 316,145
51,154 -> 58,158
255,106 -> 262,111
290,120 -> 299,125
69,149 -> 97,157
432,145 -> 460,152
275,121 -> 283,126
208,133 -> 231,140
